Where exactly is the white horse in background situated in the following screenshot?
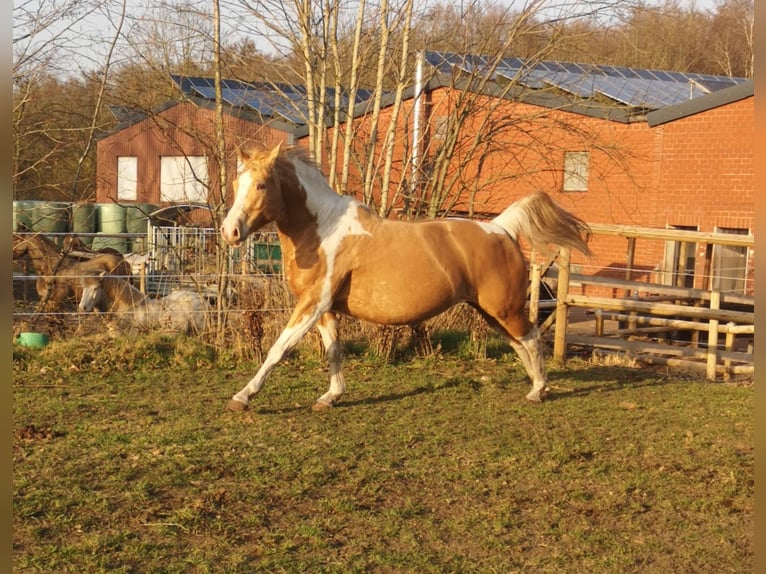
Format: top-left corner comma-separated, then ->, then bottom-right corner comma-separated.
78,271 -> 211,335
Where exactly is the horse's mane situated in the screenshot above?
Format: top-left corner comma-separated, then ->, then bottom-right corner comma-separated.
241,144 -> 318,171
13,232 -> 60,258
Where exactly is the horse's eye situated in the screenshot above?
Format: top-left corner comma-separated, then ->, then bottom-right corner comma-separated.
256,183 -> 267,191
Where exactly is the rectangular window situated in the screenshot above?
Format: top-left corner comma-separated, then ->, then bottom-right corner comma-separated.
433,116 -> 449,140
563,151 -> 589,192
662,225 -> 698,288
712,227 -> 749,294
160,156 -> 209,203
117,156 -> 138,201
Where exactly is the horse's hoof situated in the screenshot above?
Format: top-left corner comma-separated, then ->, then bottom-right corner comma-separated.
227,399 -> 248,411
525,388 -> 550,403
311,400 -> 333,411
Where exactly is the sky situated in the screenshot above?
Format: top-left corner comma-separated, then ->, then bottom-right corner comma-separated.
13,0 -> 729,79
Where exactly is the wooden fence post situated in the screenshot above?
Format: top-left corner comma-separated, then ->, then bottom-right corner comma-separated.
529,263 -> 541,324
724,322 -> 735,381
706,290 -> 720,381
553,247 -> 571,365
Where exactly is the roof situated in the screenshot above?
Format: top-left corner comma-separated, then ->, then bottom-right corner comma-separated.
646,79 -> 754,126
100,52 -> 751,140
171,75 -> 375,127
423,51 -> 750,123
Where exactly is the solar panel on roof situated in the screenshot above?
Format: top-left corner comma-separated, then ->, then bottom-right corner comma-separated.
512,69 -> 549,89
694,78 -> 737,92
562,62 -> 587,74
547,72 -> 597,98
634,68 -> 658,80
500,57 -> 525,70
191,85 -> 215,100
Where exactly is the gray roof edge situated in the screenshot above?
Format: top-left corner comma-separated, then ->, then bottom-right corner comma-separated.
98,96 -> 303,141
646,79 -> 754,126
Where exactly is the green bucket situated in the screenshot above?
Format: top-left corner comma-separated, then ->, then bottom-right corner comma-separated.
17,332 -> 50,348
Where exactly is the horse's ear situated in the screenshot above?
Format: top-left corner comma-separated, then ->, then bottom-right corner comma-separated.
268,142 -> 282,163
237,145 -> 251,164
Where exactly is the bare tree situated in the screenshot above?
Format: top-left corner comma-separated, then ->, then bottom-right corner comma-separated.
13,0 -> 131,200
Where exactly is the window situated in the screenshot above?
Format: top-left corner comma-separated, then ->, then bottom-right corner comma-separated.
662,225 -> 698,288
160,156 -> 209,203
433,116 -> 449,140
117,156 -> 138,201
712,227 -> 749,294
563,151 -> 589,192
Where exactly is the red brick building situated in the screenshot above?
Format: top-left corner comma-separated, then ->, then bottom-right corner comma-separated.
95,57 -> 754,293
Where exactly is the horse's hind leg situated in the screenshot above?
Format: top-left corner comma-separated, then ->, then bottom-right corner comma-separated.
312,312 -> 345,411
475,306 -> 550,402
508,325 -> 550,402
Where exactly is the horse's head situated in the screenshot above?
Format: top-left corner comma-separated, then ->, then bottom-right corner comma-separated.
221,143 -> 284,247
12,234 -> 29,259
78,271 -> 106,313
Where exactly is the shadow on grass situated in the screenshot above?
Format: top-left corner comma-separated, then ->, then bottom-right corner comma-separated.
250,377 -> 471,415
247,362 -> 670,414
544,364 -> 671,401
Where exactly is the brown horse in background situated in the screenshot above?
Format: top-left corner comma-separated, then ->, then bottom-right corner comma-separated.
78,272 -> 210,335
220,144 -> 592,411
13,230 -> 132,310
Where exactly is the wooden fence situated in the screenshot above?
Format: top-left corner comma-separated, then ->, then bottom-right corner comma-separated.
529,224 -> 754,381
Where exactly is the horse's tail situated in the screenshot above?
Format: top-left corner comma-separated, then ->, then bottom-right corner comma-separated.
492,191 -> 592,257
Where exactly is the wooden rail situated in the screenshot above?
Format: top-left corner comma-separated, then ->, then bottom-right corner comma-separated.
532,224 -> 754,381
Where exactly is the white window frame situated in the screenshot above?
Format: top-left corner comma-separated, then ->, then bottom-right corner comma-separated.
160,155 -> 209,203
117,156 -> 138,201
563,151 -> 589,192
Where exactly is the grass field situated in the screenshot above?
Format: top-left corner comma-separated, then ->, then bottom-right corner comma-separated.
13,333 -> 753,573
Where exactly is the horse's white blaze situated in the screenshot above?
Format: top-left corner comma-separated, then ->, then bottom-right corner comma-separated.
221,170 -> 255,244
78,285 -> 99,312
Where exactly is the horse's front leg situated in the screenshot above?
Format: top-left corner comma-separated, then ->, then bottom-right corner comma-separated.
228,296 -> 329,411
312,312 -> 345,411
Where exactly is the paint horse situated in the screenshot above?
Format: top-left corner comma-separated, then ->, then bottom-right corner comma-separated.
13,230 -> 132,309
221,144 -> 592,411
78,272 -> 210,335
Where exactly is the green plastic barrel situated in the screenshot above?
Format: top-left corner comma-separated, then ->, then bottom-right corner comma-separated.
32,201 -> 71,247
71,203 -> 98,247
125,203 -> 158,234
125,203 -> 157,253
91,235 -> 128,254
33,201 -> 71,232
13,200 -> 39,231
97,203 -> 127,233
